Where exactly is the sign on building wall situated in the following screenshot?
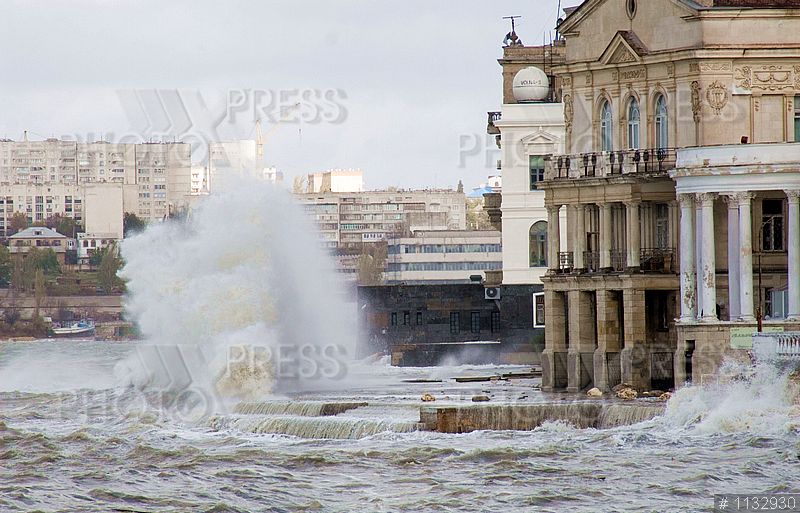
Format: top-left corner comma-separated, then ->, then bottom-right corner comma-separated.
730,326 -> 784,350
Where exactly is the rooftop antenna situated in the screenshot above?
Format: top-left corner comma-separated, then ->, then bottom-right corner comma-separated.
502,15 -> 523,47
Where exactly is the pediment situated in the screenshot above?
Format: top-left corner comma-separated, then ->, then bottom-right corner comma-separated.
520,129 -> 561,150
599,31 -> 648,65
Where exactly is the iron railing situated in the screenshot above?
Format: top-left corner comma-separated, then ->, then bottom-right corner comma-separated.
639,248 -> 676,273
558,251 -> 574,273
583,251 -> 600,273
487,111 -> 502,135
610,250 -> 626,272
547,148 -> 677,181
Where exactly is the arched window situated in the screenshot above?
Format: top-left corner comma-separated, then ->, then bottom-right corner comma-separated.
627,98 -> 640,149
600,100 -> 613,152
655,94 -> 669,149
530,221 -> 548,267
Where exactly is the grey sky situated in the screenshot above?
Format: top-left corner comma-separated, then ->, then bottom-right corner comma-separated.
0,0 -> 573,190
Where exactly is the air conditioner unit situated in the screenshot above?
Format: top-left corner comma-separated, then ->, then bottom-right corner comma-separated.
485,287 -> 501,300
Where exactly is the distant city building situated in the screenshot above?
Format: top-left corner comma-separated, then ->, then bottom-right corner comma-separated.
386,230 -> 502,284
0,183 -> 124,238
307,169 -> 364,193
76,232 -> 117,264
8,227 -> 70,263
0,138 -> 192,224
206,140 -> 283,193
298,189 -> 467,250
191,165 -> 209,195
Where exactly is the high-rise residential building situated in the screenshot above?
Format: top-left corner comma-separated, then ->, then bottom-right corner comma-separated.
0,138 -> 191,225
298,189 -> 467,250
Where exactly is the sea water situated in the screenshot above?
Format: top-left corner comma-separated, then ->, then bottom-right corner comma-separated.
1,183 -> 798,512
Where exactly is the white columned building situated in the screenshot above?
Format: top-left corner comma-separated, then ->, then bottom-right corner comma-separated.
672,143 -> 800,323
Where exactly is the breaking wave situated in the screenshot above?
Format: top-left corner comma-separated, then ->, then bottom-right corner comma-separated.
113,180 -> 355,403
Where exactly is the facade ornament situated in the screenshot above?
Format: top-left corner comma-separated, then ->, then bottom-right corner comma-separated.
666,62 -> 675,78
795,65 -> 800,90
785,189 -> 800,202
706,81 -> 729,115
678,193 -> 694,208
733,192 -> 755,205
690,81 -> 702,123
734,66 -> 752,90
695,192 -> 717,206
563,94 -> 574,134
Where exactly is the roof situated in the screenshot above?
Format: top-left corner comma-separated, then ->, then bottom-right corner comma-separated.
561,0 -> 800,28
9,227 -> 67,239
467,186 -> 494,198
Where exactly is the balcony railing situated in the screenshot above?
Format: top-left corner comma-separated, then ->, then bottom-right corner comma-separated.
546,148 -> 677,181
558,251 -> 573,273
753,332 -> 800,361
584,251 -> 600,273
640,248 -> 676,273
487,111 -> 502,135
610,250 -> 626,272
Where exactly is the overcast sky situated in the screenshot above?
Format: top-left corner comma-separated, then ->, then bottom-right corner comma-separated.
0,0 -> 576,190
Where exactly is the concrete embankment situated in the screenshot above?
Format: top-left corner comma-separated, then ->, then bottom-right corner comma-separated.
419,402 -> 665,433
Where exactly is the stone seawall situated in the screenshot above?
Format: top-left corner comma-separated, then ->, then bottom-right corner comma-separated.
0,291 -> 124,320
420,402 -> 665,433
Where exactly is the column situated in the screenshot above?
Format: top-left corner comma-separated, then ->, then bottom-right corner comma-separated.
724,195 -> 740,321
600,202 -> 613,270
626,201 -> 641,269
697,193 -> 718,322
573,204 -> 586,272
737,192 -> 755,322
547,205 -> 561,272
668,201 -> 679,252
695,200 -> 703,320
786,190 -> 800,320
678,194 -> 696,321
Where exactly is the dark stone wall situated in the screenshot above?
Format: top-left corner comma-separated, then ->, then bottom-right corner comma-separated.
357,283 -> 544,365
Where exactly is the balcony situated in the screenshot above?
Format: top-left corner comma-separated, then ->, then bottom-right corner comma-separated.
557,251 -> 574,273
640,248 -> 676,273
487,111 -> 502,135
546,148 -> 677,181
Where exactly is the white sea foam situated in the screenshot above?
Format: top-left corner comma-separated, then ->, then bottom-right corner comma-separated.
114,181 -> 355,401
663,358 -> 800,435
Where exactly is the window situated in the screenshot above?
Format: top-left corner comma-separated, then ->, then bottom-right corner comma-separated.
655,94 -> 669,149
765,287 -> 788,319
627,98 -> 640,149
470,312 -> 481,334
491,311 -> 501,333
391,312 -> 397,326
626,0 -> 637,19
533,293 -> 546,327
795,96 -> 800,142
762,199 -> 784,252
600,100 -> 613,152
529,221 -> 548,267
655,203 -> 669,248
403,311 -> 410,326
450,312 -> 460,334
416,311 -> 423,325
529,155 -> 545,190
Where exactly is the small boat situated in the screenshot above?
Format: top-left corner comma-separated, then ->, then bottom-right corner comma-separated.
51,319 -> 96,338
